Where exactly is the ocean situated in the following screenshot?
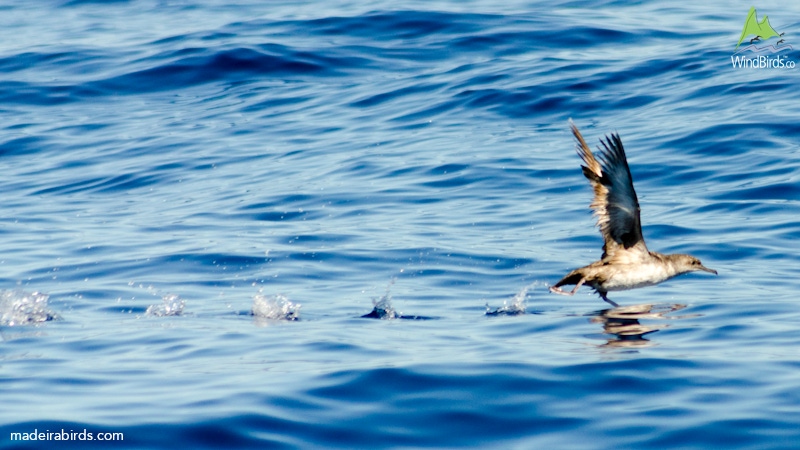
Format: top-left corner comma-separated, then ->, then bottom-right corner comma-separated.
2,0 -> 800,448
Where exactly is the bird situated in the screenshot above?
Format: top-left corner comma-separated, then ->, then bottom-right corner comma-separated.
549,121 -> 717,306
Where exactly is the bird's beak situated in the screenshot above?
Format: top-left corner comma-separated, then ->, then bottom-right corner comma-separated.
699,265 -> 718,275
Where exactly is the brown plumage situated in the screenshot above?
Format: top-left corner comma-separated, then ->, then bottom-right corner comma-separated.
550,121 -> 717,306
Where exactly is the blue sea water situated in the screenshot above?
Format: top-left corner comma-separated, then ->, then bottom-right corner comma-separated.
2,0 -> 800,448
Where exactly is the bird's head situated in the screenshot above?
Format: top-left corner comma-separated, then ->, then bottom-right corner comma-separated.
672,254 -> 718,275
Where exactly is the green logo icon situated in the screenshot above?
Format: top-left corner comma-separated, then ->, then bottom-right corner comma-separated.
735,6 -> 783,49
730,6 -> 794,68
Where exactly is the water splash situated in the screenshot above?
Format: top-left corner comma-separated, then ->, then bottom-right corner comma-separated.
485,283 -> 535,316
360,279 -> 432,320
145,293 -> 186,317
251,292 -> 300,321
361,279 -> 398,319
0,290 -> 58,326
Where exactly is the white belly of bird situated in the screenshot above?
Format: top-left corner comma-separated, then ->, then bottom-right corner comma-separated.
601,263 -> 676,292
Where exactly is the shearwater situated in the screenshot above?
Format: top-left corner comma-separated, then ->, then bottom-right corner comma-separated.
550,121 -> 717,306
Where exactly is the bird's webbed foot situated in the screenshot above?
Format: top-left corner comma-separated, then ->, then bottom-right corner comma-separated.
549,278 -> 586,296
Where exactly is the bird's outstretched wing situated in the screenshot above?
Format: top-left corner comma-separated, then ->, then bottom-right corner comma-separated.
569,120 -> 646,259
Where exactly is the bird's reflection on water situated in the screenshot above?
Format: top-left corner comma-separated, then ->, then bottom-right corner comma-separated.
589,303 -> 696,348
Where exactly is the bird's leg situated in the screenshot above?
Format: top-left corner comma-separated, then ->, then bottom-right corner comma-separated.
598,291 -> 619,307
549,278 -> 585,296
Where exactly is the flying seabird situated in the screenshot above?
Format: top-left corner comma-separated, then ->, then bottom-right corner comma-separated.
549,121 -> 717,306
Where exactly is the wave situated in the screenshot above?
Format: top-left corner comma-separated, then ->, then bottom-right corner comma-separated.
733,43 -> 794,54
